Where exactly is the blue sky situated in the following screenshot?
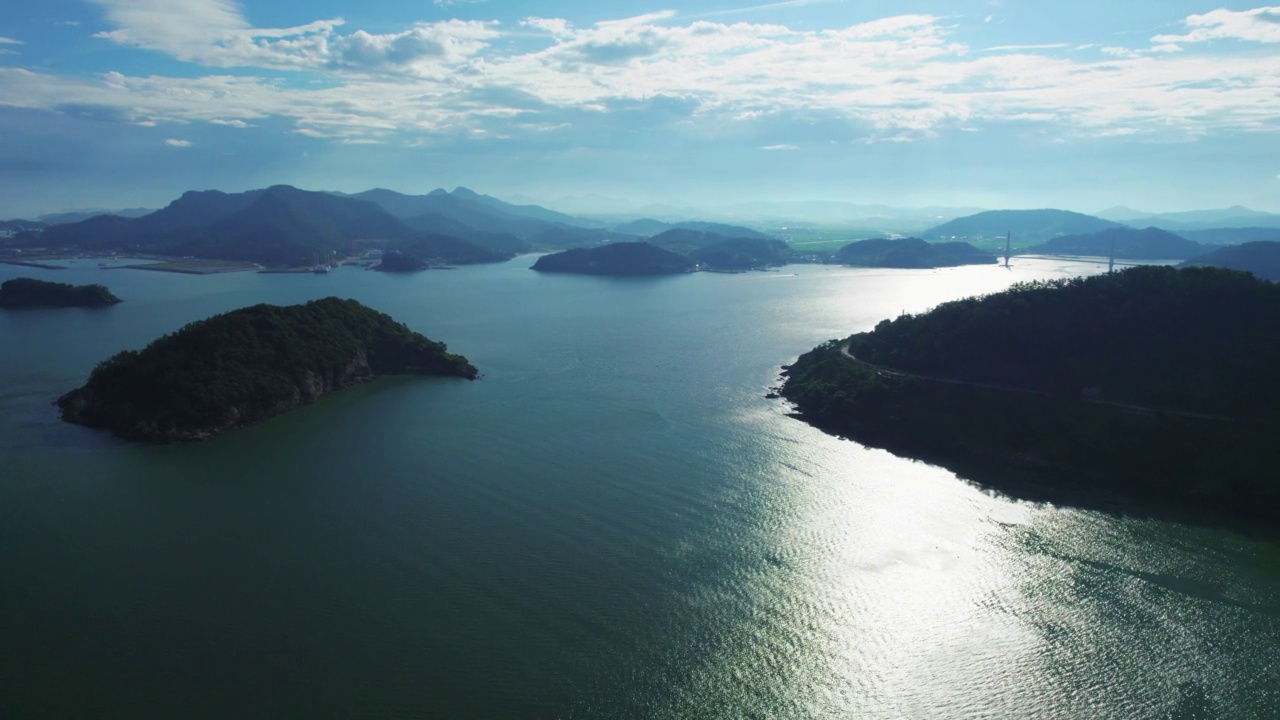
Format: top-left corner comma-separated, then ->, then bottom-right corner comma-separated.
1,1 -> 1278,217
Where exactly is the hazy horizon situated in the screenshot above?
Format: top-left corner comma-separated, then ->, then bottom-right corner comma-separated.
2,1 -> 1279,217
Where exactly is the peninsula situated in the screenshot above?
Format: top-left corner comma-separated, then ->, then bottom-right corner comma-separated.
57,297 -> 478,441
0,277 -> 121,308
780,266 -> 1280,522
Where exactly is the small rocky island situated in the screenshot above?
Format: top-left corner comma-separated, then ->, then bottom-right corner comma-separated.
58,297 -> 478,441
531,242 -> 693,276
780,266 -> 1280,523
0,277 -> 122,308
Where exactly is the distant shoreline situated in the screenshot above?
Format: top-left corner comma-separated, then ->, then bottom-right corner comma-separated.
0,259 -> 67,270
111,260 -> 262,275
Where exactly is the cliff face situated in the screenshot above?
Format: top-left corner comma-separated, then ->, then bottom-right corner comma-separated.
57,298 -> 477,442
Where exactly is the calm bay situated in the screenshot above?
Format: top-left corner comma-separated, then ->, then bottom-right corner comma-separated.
1,256 -> 1277,718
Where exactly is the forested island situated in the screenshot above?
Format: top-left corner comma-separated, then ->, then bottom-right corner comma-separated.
832,237 -> 995,268
780,266 -> 1280,523
57,298 -> 477,441
0,277 -> 121,308
531,242 -> 693,276
530,230 -> 794,276
373,250 -> 431,272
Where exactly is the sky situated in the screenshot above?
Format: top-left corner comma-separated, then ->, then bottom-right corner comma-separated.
1,0 -> 1278,218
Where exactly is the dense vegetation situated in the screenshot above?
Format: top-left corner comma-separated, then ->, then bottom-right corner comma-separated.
0,277 -> 121,308
781,266 -> 1280,522
57,297 -> 477,441
832,237 -> 995,268
1024,227 -> 1203,260
1182,241 -> 1280,281
531,242 -> 693,275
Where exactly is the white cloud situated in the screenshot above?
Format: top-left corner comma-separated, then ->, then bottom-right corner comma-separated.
761,144 -> 798,150
165,138 -> 192,146
1154,7 -> 1280,44
335,21 -> 498,72
983,43 -> 1070,52
0,36 -> 22,45
89,0 -> 501,77
89,0 -> 342,68
2,8 -> 1277,146
521,17 -> 572,37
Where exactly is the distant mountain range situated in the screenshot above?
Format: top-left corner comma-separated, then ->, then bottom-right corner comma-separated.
39,208 -> 156,225
1024,227 -> 1205,260
1178,227 -> 1280,245
9,185 -> 1280,269
924,209 -> 1124,244
0,219 -> 48,234
1096,205 -> 1280,231
611,219 -> 779,240
1,186 -> 657,266
540,195 -> 984,230
10,186 -> 532,266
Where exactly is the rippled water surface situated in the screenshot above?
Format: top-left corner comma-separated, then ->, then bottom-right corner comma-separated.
2,257 -> 1277,718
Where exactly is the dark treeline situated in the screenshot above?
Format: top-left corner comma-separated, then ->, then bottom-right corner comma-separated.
849,266 -> 1280,416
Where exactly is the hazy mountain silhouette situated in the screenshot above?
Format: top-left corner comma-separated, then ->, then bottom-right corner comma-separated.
613,219 -> 771,239
1182,241 -> 1280,281
1127,206 -> 1280,231
1024,227 -> 1203,260
22,185 -> 506,266
925,209 -> 1122,243
1177,227 -> 1280,246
